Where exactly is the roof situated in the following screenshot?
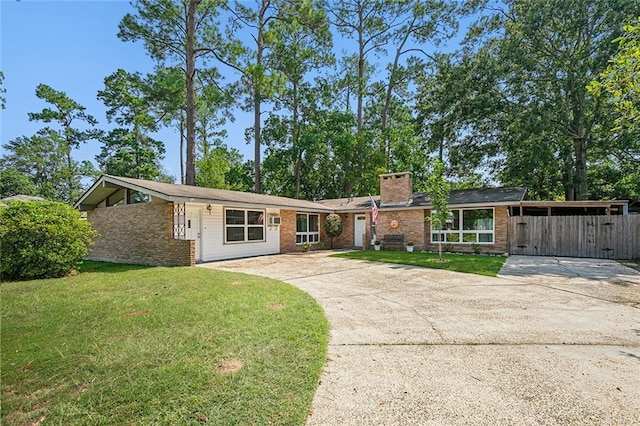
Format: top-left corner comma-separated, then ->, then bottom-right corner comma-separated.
316,195 -> 379,211
75,175 -> 526,213
414,186 -> 527,207
74,175 -> 333,212
319,186 -> 527,212
0,195 -> 46,202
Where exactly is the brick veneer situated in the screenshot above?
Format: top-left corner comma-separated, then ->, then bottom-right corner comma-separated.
331,213 -> 356,248
86,203 -> 195,266
424,206 -> 509,254
279,210 -> 329,252
380,172 -> 413,206
279,210 -> 298,252
374,209 -> 426,250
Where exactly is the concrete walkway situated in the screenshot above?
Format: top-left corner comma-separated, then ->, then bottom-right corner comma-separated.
200,253 -> 640,425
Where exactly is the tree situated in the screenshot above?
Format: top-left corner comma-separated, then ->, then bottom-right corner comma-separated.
425,159 -> 450,261
119,0 -> 226,186
328,0 -> 394,132
195,141 -> 246,189
376,0 -> 457,169
1,132 -> 98,203
0,71 -> 6,109
267,1 -> 334,198
463,0 -> 640,200
324,213 -> 343,249
589,18 -> 640,132
587,19 -> 640,199
0,168 -> 38,198
0,201 -> 98,280
97,69 -> 166,180
18,84 -> 101,204
215,0 -> 323,193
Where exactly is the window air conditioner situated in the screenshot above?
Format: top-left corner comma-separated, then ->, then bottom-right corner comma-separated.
268,215 -> 282,226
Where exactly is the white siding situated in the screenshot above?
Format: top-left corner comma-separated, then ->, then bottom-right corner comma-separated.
195,204 -> 280,262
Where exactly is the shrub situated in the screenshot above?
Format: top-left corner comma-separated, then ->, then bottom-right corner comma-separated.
0,201 -> 98,280
323,213 -> 343,249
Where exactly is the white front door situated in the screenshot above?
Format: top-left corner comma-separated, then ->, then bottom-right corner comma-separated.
354,215 -> 366,247
186,208 -> 201,261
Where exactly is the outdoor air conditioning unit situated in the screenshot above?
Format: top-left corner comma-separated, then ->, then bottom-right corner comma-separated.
268,215 -> 282,226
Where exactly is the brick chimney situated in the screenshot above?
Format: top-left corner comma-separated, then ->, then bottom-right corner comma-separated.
379,172 -> 413,207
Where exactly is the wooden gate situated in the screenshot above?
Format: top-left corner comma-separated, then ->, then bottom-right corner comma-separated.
508,215 -> 640,260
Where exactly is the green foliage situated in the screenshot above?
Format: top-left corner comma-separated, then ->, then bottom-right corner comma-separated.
119,0 -> 227,186
323,213 -> 343,248
425,159 -> 450,260
0,168 -> 38,198
195,142 -> 247,190
589,18 -> 640,132
1,263 -> 328,424
12,84 -> 101,203
96,69 -> 166,180
0,132 -> 95,203
454,0 -> 640,200
0,201 -> 98,280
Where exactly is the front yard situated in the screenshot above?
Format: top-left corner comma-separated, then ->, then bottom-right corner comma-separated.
331,250 -> 506,276
1,261 -> 328,425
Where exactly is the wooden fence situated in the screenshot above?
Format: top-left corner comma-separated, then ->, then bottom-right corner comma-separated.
508,215 -> 640,260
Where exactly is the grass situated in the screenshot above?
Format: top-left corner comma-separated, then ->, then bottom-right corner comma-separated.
332,250 -> 506,277
1,261 -> 328,425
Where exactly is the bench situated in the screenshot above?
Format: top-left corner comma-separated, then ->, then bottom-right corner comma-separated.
382,234 -> 404,250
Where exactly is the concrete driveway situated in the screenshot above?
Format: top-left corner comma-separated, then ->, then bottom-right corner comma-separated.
200,253 -> 640,425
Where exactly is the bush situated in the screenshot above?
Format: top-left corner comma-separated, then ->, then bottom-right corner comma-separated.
0,201 -> 98,280
324,213 -> 343,249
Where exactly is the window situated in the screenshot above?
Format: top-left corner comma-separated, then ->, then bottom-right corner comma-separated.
106,189 -> 125,207
431,208 -> 494,244
128,189 -> 149,204
296,213 -> 319,244
225,209 -> 265,243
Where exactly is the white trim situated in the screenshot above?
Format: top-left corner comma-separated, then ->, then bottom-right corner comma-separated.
431,207 -> 496,245
224,208 -> 266,244
296,213 -> 320,244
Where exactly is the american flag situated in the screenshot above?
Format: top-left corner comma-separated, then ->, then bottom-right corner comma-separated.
369,195 -> 379,225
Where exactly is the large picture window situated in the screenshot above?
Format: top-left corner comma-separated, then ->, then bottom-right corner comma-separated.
225,209 -> 265,243
296,213 -> 319,244
431,208 -> 494,244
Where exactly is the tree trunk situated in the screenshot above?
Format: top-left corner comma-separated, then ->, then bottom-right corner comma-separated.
180,116 -> 185,184
184,0 -> 199,186
381,18 -> 413,170
573,138 -> 588,200
356,5 -> 364,132
293,81 -> 301,199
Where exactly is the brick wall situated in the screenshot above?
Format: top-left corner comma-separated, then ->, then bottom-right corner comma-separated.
380,172 -> 413,206
331,213 -> 356,248
424,206 -> 509,254
280,210 -> 330,252
87,203 -> 194,266
375,209 -> 426,250
279,210 -> 299,252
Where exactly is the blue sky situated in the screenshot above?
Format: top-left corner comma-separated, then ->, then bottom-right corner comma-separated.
1,0 -> 248,180
1,1 -> 464,182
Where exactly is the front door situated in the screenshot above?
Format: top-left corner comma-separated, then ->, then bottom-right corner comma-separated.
186,208 -> 201,261
354,215 -> 366,247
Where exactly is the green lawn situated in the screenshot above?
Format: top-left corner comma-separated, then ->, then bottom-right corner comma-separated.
332,250 -> 506,276
1,261 -> 328,425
